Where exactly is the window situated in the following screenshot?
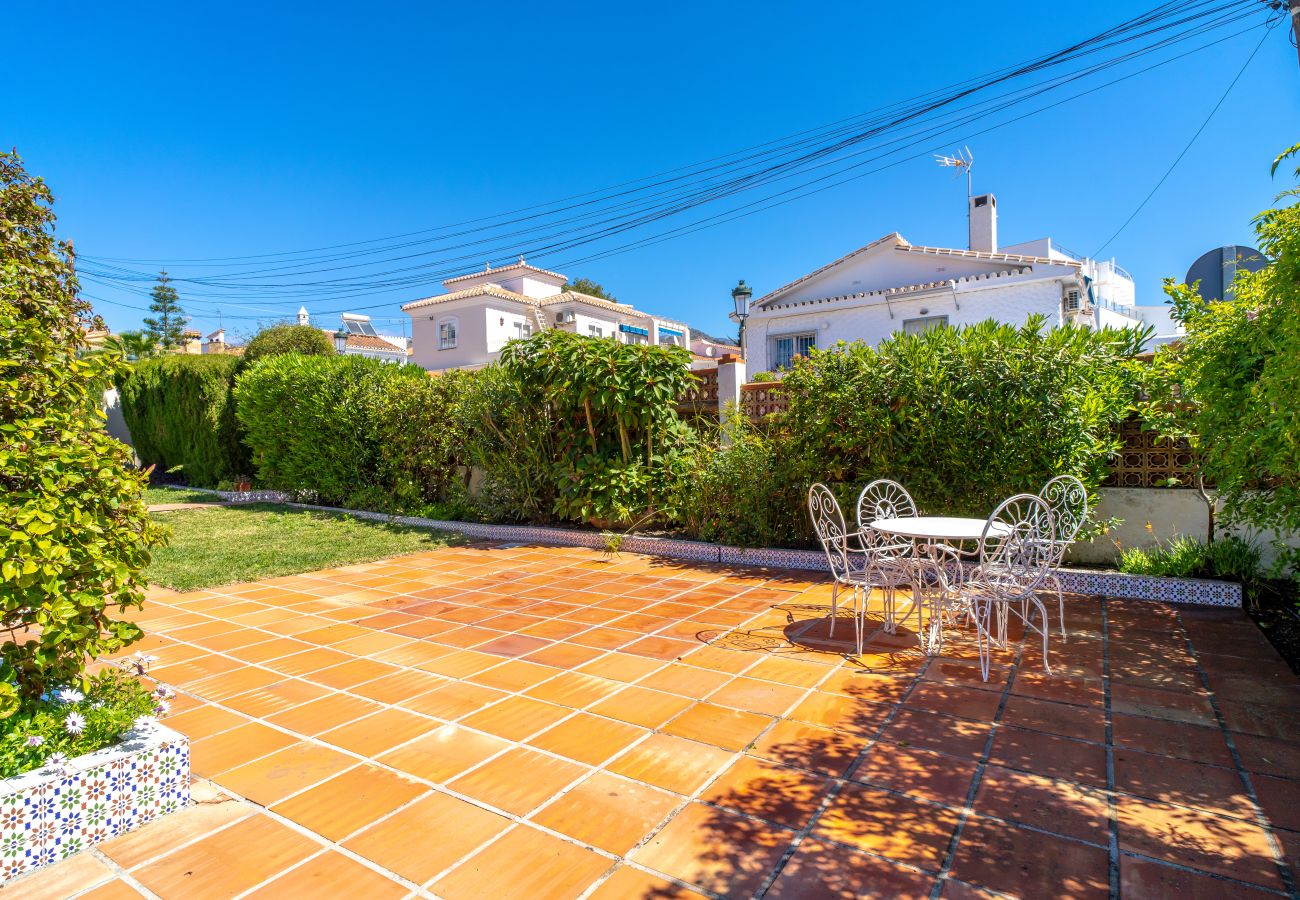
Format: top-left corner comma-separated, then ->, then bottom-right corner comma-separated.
623,331 -> 647,345
438,318 -> 458,350
588,324 -> 603,338
902,315 -> 948,335
513,321 -> 532,340
771,332 -> 816,370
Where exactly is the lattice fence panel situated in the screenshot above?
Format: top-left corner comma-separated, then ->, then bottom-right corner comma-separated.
676,369 -> 719,416
740,381 -> 789,419
1104,417 -> 1199,488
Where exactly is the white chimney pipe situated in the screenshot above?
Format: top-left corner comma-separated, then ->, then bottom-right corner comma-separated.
969,193 -> 997,253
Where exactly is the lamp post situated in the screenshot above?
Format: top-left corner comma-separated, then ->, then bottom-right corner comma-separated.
333,327 -> 349,354
729,279 -> 752,359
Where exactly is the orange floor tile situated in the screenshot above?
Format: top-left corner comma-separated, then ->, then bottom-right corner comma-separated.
12,541 -> 1300,898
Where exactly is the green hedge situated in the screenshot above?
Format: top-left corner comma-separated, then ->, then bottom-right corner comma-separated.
234,354 -> 472,512
776,316 -> 1145,519
118,354 -> 248,487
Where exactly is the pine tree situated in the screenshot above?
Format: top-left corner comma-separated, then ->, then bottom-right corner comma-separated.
142,270 -> 187,348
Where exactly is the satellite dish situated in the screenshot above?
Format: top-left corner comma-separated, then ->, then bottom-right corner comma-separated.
1185,245 -> 1268,301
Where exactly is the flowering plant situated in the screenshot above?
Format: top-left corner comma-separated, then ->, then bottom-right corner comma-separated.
0,669 -> 160,778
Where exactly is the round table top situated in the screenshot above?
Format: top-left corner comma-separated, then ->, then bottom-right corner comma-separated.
870,516 -> 1009,541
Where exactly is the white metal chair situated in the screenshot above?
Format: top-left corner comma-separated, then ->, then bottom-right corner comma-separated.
949,493 -> 1057,681
1039,475 -> 1089,641
808,483 -> 882,656
855,479 -> 924,635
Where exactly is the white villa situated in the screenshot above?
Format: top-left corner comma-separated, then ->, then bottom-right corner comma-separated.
740,194 -> 1170,372
402,259 -> 690,371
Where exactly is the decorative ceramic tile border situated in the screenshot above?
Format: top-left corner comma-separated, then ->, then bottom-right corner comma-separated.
152,485 -> 291,504
0,723 -> 189,882
153,488 -> 1240,606
273,503 -> 1241,607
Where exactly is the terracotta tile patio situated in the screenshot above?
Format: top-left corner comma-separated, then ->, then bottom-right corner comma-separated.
8,542 -> 1300,898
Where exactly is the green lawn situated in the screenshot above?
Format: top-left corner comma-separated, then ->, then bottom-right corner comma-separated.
144,486 -> 224,506
147,503 -> 457,590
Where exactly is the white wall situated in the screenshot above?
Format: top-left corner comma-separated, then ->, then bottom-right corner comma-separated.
485,304 -> 536,354
494,273 -> 565,299
746,276 -> 1067,372
1071,487 -> 1299,572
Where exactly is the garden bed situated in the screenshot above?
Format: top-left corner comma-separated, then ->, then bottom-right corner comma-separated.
1,722 -> 189,882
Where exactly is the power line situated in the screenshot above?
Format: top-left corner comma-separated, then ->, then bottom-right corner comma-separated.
81,1 -> 1280,325
1092,20 -> 1276,256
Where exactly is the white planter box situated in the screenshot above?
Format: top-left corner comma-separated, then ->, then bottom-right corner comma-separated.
0,722 -> 189,881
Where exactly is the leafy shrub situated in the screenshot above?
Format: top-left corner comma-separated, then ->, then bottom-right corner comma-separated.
371,368 -> 476,513
0,151 -> 165,709
0,667 -> 161,777
778,317 -> 1145,517
497,331 -> 698,528
1140,145 -> 1300,572
460,363 -> 561,524
679,413 -> 804,547
118,354 -> 249,486
1118,534 -> 1262,585
235,354 -> 470,511
242,323 -> 335,365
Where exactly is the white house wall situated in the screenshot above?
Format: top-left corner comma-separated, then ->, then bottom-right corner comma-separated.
485,304 -> 536,354
746,277 -> 1068,372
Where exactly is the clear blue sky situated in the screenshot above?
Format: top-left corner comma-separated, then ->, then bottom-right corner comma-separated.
8,1 -> 1298,341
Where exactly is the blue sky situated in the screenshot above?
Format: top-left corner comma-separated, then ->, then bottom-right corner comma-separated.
8,1 -> 1298,341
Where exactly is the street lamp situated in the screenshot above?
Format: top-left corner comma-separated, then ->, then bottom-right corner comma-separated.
333,327 -> 349,353
729,279 -> 752,358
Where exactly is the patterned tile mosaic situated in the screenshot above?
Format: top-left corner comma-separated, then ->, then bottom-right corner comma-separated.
0,724 -> 189,882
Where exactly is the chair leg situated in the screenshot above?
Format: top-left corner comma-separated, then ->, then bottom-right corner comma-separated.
829,582 -> 839,638
1031,596 -> 1054,676
974,598 -> 993,682
855,585 -> 865,657
1052,576 -> 1067,643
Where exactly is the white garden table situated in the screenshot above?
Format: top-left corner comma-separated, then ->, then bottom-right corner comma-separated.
869,516 -> 1011,654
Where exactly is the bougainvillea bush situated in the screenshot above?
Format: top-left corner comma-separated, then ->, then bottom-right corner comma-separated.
0,152 -> 164,748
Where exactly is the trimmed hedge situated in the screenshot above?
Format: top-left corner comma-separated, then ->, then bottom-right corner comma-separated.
777,317 -> 1145,519
118,354 -> 248,487
234,354 -> 471,512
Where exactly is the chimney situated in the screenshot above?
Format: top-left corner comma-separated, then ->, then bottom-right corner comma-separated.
969,193 -> 997,253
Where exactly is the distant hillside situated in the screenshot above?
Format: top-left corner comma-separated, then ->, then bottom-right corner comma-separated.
689,326 -> 738,346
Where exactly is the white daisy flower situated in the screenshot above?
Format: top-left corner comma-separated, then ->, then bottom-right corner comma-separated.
63,712 -> 86,735
23,735 -> 44,749
55,688 -> 84,705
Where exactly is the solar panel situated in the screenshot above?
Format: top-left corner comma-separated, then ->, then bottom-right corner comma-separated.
359,321 -> 378,336
345,320 -> 364,334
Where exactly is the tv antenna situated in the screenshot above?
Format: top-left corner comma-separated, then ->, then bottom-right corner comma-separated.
935,147 -> 974,200
936,147 -> 974,235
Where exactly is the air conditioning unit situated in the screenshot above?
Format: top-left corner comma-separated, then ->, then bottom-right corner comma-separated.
1064,288 -> 1084,312
554,311 -> 576,325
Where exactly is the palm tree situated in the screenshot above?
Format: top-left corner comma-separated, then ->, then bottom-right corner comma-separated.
102,330 -> 161,361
